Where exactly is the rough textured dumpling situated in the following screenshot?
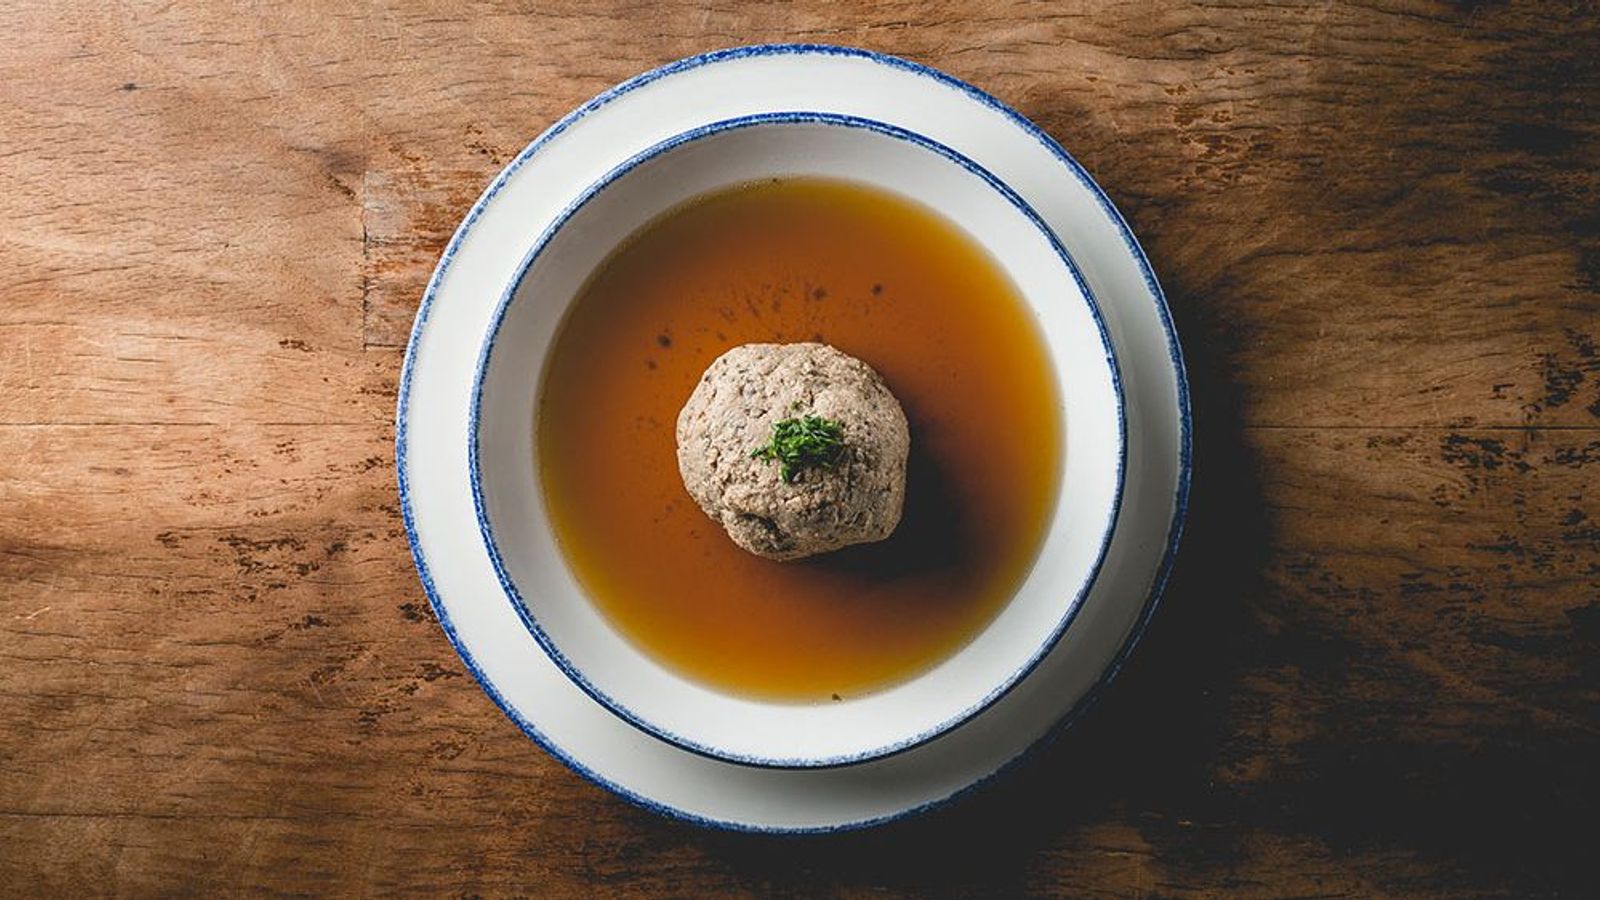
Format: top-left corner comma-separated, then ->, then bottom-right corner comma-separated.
675,342 -> 910,561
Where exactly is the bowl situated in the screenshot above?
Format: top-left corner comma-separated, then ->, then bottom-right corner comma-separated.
471,112 -> 1125,768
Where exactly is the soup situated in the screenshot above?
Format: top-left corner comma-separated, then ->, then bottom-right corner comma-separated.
538,177 -> 1061,702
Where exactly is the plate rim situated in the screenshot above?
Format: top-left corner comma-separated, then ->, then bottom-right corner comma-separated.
396,42 -> 1192,833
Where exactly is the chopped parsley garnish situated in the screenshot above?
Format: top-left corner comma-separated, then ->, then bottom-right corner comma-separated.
751,415 -> 845,484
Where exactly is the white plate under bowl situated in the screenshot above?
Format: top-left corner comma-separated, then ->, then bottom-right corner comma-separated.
471,112 -> 1125,768
398,44 -> 1190,831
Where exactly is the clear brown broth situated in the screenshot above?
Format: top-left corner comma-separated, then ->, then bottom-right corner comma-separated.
538,177 -> 1061,701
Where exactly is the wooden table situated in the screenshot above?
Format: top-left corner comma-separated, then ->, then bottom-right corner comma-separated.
4,3 -> 1596,895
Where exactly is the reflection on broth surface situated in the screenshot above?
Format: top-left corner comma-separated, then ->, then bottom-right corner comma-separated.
538,178 -> 1061,701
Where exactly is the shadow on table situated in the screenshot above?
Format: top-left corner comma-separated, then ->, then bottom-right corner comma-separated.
675,286 -> 1594,892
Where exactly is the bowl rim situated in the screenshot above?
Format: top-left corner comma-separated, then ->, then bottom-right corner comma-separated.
468,110 -> 1128,769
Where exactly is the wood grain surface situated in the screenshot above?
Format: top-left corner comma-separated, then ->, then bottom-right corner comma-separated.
4,2 -> 1597,896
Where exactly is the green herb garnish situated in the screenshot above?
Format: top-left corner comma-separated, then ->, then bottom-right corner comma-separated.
751,415 -> 845,484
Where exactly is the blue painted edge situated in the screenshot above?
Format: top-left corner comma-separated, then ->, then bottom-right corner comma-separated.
395,43 -> 1193,834
467,111 -> 1128,770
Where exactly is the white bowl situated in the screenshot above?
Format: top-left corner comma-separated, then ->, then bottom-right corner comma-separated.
471,112 -> 1125,768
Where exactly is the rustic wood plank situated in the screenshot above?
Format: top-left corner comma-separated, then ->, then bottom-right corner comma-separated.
361,167 -> 496,348
2,0 -> 1597,895
12,0 -> 1595,426
2,422 -> 1593,895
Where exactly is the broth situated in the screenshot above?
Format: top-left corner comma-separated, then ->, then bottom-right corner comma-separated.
538,177 -> 1061,702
